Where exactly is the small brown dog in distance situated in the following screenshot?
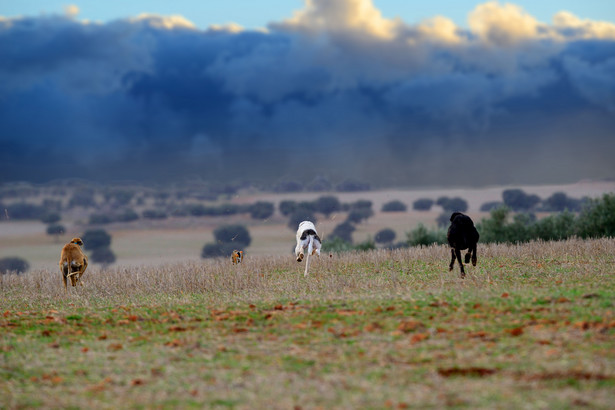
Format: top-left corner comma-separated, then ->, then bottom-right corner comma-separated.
59,237 -> 88,292
231,250 -> 243,264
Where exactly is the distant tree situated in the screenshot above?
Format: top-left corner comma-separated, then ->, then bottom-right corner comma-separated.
346,208 -> 373,224
350,200 -> 373,210
46,224 -> 66,241
0,257 -> 29,274
315,196 -> 341,218
249,201 -> 275,220
322,237 -> 354,253
297,201 -> 318,213
412,199 -> 433,211
90,247 -> 116,265
502,189 -> 541,211
577,194 -> 615,238
40,212 -> 61,224
336,179 -> 370,192
279,200 -> 297,216
89,213 -> 113,225
329,222 -> 356,243
214,225 -> 252,248
354,239 -> 376,251
542,192 -> 582,212
142,209 -> 168,220
406,224 -> 447,247
375,228 -> 396,244
82,229 -> 112,250
115,209 -> 140,222
383,200 -> 408,212
42,199 -> 62,212
273,181 -> 304,193
69,188 -> 97,209
105,189 -> 135,207
307,176 -> 332,192
436,212 -> 451,228
436,197 -> 468,212
287,210 -> 317,230
5,202 -> 46,220
480,201 -> 504,212
201,242 -> 237,259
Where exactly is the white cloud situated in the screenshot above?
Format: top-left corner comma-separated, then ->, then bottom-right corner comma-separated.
130,14 -> 196,30
64,5 -> 79,18
468,1 -> 542,46
553,11 -> 615,40
273,0 -> 400,39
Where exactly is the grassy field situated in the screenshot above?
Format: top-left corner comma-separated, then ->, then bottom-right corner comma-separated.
2,181 -> 615,270
2,238 -> 615,408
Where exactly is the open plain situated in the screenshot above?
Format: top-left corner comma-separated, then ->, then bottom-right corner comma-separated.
2,238 -> 615,408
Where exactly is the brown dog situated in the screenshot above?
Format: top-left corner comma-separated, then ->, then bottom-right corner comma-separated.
59,237 -> 88,291
231,250 -> 243,264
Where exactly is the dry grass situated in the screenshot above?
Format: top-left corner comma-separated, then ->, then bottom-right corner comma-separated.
2,238 -> 615,408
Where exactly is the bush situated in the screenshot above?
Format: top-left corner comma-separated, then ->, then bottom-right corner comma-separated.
69,188 -> 97,208
307,177 -> 332,192
0,257 -> 29,274
329,222 -> 355,243
502,189 -> 540,211
354,239 -> 376,251
480,201 -> 504,212
89,213 -> 113,225
105,189 -> 135,207
142,209 -> 168,220
201,242 -> 238,259
375,228 -> 396,244
542,192 -> 583,212
336,180 -> 370,192
46,224 -> 66,237
287,210 -> 317,231
90,247 -> 116,265
350,200 -> 373,210
436,212 -> 451,228
532,212 -> 576,241
382,200 -> 407,212
577,194 -> 615,238
315,196 -> 341,218
436,197 -> 468,212
5,202 -> 46,220
411,199 -> 433,211
42,199 -> 62,212
279,200 -> 297,216
82,229 -> 112,250
214,225 -> 251,248
273,181 -> 304,193
249,202 -> 275,220
322,237 -> 355,253
40,212 -> 61,224
406,224 -> 446,247
346,208 -> 374,224
115,209 -> 140,222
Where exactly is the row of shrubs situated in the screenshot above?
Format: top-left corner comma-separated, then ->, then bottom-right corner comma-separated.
406,194 -> 615,246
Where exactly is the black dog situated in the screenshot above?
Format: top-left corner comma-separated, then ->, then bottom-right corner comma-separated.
447,212 -> 479,278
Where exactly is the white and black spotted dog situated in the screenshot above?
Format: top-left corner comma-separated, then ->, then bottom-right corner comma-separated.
295,221 -> 321,276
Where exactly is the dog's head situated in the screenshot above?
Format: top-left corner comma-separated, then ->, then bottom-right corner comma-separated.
70,237 -> 84,247
449,212 -> 464,222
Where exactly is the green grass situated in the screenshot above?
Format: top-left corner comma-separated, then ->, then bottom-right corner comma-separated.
2,238 -> 615,408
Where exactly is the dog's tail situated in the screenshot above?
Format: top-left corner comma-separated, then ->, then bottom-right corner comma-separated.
304,235 -> 314,277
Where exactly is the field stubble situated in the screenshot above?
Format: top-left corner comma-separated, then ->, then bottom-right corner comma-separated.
1,238 -> 615,408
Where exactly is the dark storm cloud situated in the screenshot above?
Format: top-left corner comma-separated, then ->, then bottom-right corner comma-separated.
1,0 -> 614,185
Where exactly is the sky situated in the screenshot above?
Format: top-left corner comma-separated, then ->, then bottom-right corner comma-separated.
1,0 -> 615,187
2,1 -> 614,31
